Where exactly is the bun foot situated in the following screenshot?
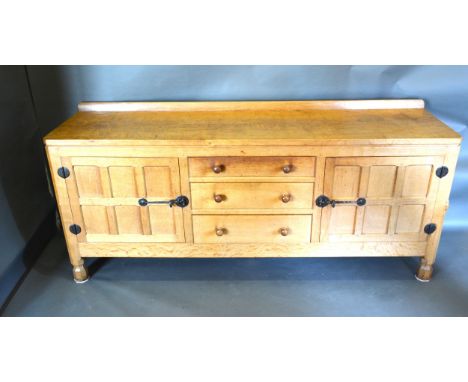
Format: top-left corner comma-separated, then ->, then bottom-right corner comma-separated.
73,264 -> 89,283
415,260 -> 433,282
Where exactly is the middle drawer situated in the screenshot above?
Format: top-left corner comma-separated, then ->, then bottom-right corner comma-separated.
190,182 -> 314,209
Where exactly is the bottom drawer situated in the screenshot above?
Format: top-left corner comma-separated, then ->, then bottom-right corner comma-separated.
193,215 -> 312,244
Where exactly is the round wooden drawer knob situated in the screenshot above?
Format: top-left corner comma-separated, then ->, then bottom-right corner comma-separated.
212,165 -> 224,174
213,194 -> 225,203
215,227 -> 226,236
279,227 -> 289,236
281,193 -> 291,203
282,164 -> 293,174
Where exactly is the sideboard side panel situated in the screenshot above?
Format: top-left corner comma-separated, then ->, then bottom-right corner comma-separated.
423,145 -> 461,265
45,147 -> 85,271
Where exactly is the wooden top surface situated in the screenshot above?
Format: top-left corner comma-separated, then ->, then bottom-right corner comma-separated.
44,100 -> 461,146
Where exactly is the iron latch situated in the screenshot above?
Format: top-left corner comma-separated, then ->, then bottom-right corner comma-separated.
316,195 -> 366,208
138,195 -> 189,208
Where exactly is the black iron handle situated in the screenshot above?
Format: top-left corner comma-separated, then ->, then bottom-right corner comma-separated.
315,195 -> 366,208
138,195 -> 189,208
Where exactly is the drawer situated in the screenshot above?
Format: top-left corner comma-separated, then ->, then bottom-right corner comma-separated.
189,157 -> 315,177
190,182 -> 314,209
193,215 -> 312,243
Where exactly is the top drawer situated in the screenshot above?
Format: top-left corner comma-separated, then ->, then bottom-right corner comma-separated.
189,157 -> 316,177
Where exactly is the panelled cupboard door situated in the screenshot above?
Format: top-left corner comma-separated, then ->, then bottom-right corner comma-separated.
320,156 -> 443,242
61,157 -> 185,243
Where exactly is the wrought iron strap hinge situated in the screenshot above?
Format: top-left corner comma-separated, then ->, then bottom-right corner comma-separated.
57,167 -> 70,179
69,224 -> 82,235
424,223 -> 437,235
436,166 -> 449,178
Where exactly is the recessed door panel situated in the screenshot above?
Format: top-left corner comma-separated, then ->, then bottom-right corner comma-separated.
401,165 -> 432,197
367,165 -> 397,198
362,205 -> 391,234
74,166 -> 103,197
320,156 -> 443,242
81,205 -> 109,234
109,167 -> 138,197
395,204 -> 425,233
332,166 -> 360,198
328,205 -> 357,234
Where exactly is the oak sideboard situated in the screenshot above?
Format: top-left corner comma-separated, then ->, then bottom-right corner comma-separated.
44,100 -> 461,283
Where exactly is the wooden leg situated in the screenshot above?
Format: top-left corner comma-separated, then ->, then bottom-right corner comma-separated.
72,260 -> 89,283
415,258 -> 433,282
416,203 -> 447,283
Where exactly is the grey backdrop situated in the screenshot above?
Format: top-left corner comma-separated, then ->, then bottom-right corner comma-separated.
1,65 -> 467,309
0,66 -> 54,308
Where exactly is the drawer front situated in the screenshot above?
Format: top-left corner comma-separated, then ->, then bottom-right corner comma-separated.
190,182 -> 314,209
189,157 -> 315,177
193,215 -> 312,243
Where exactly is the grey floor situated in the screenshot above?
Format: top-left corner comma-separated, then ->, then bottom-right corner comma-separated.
3,229 -> 468,316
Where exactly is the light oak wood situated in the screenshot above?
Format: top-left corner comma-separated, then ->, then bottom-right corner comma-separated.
320,156 -> 442,243
50,144 -> 458,158
61,157 -> 87,244
418,145 -> 461,280
178,157 -> 194,243
78,99 -> 425,112
72,264 -> 89,283
78,242 -> 428,258
189,157 -> 315,177
66,157 -> 185,243
43,100 -> 462,282
45,147 -> 89,282
45,100 -> 459,147
190,182 -> 314,209
190,209 -> 315,215
189,176 -> 315,183
192,215 -> 312,244
416,258 -> 433,281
